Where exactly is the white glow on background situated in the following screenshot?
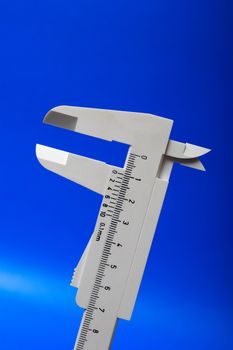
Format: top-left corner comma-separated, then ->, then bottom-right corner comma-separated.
0,270 -> 37,293
0,262 -> 75,309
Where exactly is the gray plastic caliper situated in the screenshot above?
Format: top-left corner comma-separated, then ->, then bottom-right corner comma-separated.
36,106 -> 210,350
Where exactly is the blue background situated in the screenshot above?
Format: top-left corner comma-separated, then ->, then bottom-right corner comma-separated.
0,0 -> 232,349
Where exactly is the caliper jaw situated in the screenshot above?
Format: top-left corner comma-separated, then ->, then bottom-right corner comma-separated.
36,144 -> 113,195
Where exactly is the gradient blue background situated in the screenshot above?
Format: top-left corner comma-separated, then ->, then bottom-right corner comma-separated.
0,0 -> 232,349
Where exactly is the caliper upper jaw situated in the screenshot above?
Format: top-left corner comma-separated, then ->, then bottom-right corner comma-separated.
43,105 -> 173,144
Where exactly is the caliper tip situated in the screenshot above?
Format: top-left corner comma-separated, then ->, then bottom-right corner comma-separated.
166,140 -> 211,160
36,144 -> 113,195
36,144 -> 69,166
43,107 -> 78,131
185,143 -> 211,158
178,158 -> 206,171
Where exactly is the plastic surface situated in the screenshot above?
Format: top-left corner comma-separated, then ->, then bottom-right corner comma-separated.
36,106 -> 210,350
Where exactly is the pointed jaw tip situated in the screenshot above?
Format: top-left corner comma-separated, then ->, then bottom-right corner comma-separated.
36,144 -> 69,166
185,144 -> 211,158
43,107 -> 78,132
177,157 -> 206,171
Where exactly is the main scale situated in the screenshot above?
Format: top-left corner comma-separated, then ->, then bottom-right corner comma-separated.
36,106 -> 210,350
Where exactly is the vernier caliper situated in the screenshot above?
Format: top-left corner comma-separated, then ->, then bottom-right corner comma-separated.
36,106 -> 210,350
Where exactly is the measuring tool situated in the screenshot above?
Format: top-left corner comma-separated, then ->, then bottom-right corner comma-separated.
36,106 -> 210,350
